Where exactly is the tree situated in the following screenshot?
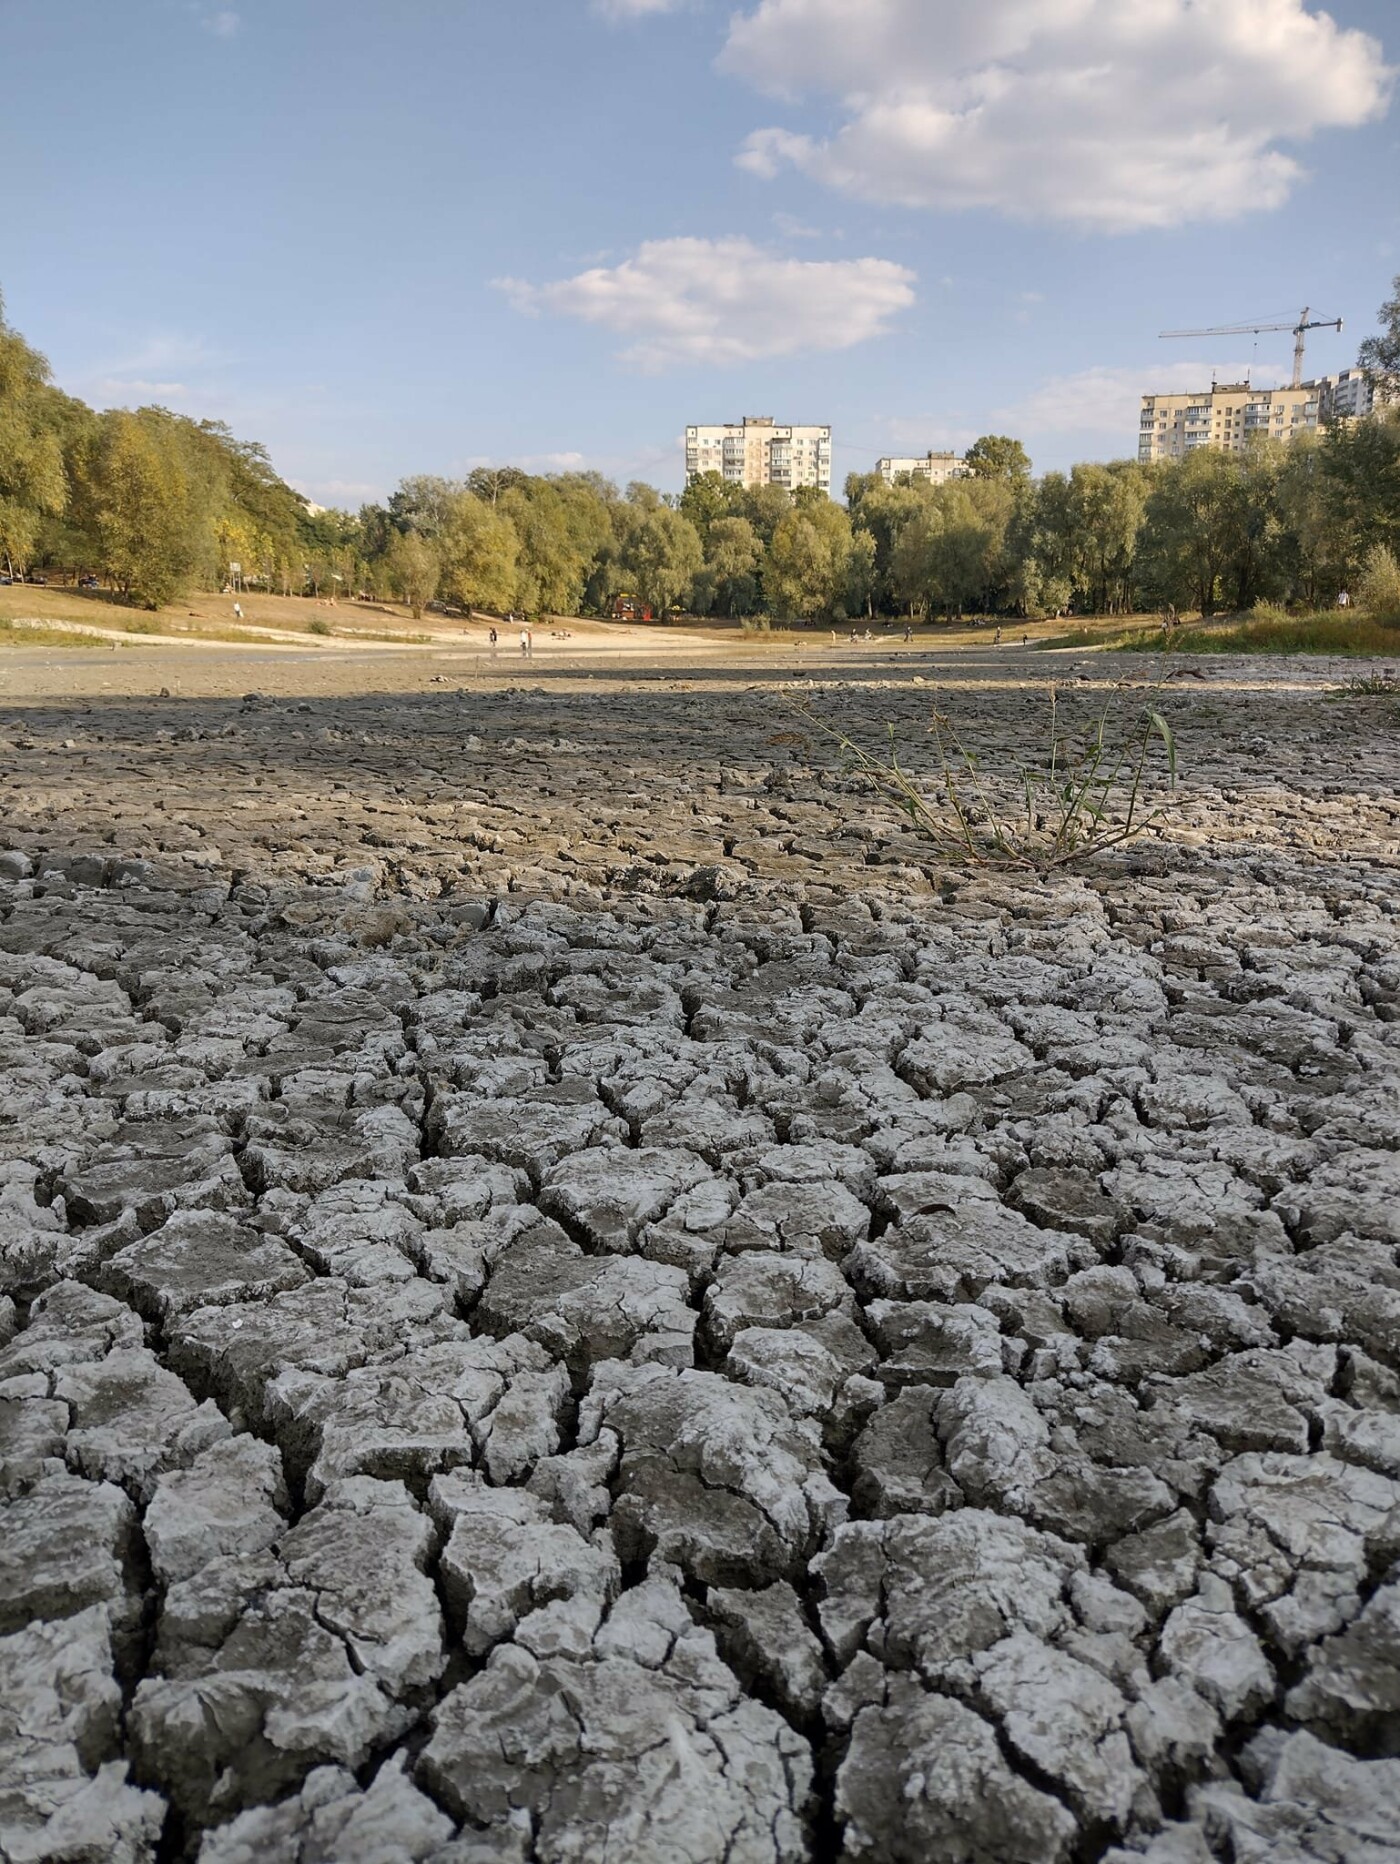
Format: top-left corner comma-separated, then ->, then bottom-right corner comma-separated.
387,530 -> 439,619
620,505 -> 702,616
1066,462 -> 1149,613
79,410 -> 207,607
768,500 -> 858,623
0,297 -> 69,573
466,466 -> 529,507
693,515 -> 762,617
439,493 -> 519,614
964,435 -> 1032,482
1138,449 -> 1242,615
1358,274 -> 1400,396
679,470 -> 744,546
1356,542 -> 1400,622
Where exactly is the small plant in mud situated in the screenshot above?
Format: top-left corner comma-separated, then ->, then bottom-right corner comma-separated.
787,677 -> 1178,871
1334,670 -> 1399,697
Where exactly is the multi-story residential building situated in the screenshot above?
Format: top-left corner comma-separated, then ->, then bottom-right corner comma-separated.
875,451 -> 970,487
1137,381 -> 1323,462
1319,367 -> 1392,422
685,417 -> 832,494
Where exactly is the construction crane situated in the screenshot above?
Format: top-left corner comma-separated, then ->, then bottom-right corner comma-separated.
1158,306 -> 1343,388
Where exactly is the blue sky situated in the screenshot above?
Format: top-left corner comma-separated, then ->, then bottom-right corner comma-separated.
3,0 -> 1397,505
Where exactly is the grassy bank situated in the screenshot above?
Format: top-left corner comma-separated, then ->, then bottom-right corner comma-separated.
1121,612 -> 1400,656
0,616 -> 111,649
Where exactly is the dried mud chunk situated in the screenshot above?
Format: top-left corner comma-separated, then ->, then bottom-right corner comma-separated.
477,1220 -> 694,1369
1196,1729 -> 1400,1861
132,1482 -> 441,1828
900,1024 -> 1037,1095
0,1278 -> 143,1378
429,1476 -> 619,1657
0,1392 -> 68,1494
581,1361 -> 843,1585
58,1128 -> 248,1230
277,1479 -> 444,1695
195,1756 -> 455,1864
0,1470 -> 138,1634
266,1334 -> 568,1499
835,1675 -> 1076,1864
1243,1237 -> 1400,1367
867,1299 -> 1003,1388
708,1580 -> 829,1722
144,1436 -> 288,1586
1010,1166 -> 1123,1248
1159,1575 -> 1275,1722
54,1346 -> 231,1502
1144,1348 -> 1325,1459
538,1144 -> 715,1250
718,1179 -> 871,1259
288,1181 -> 425,1286
0,1605 -> 164,1862
848,1205 -> 1090,1304
973,1631 -> 1147,1830
705,1252 -> 856,1352
241,1103 -> 419,1196
100,1209 -> 309,1320
1206,1451 -> 1400,1656
1105,1509 -> 1204,1618
428,1081 -> 626,1175
850,1387 -> 961,1519
169,1278 -> 461,1431
1285,1579 -> 1400,1749
420,1578 -> 811,1863
815,1511 -> 1081,1676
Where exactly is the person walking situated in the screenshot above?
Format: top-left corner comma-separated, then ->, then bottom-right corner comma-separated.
488,626 -> 498,653
520,625 -> 530,657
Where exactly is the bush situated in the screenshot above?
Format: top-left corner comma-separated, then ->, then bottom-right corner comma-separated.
306,616 -> 332,636
1357,544 -> 1400,624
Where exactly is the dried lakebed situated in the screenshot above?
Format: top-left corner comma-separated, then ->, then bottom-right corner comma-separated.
2,658 -> 1399,1862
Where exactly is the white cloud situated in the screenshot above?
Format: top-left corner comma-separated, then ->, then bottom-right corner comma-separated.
202,8 -> 241,37
723,0 -> 1394,231
999,358 -> 1280,443
591,0 -> 679,19
93,378 -> 189,403
495,235 -> 915,370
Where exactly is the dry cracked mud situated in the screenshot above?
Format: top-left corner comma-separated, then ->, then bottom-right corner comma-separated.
2,647 -> 1400,1862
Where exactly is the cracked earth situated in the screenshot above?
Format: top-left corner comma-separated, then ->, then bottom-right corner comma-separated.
2,647 -> 1400,1862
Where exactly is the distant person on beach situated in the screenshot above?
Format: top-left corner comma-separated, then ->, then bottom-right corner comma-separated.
232,602 -> 242,620
488,627 -> 498,652
520,627 -> 529,656
994,628 -> 1001,645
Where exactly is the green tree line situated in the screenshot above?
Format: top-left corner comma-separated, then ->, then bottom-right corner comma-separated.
3,282 -> 1398,619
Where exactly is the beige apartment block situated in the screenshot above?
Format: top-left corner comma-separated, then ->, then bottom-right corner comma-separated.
1138,381 -> 1325,461
875,451 -> 970,487
685,417 -> 832,493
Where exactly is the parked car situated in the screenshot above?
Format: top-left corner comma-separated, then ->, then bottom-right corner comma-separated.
79,575 -> 100,589
26,574 -> 47,586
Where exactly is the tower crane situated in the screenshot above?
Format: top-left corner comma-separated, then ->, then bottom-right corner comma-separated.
1158,307 -> 1343,389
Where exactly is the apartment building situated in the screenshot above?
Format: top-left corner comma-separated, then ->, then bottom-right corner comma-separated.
1320,367 -> 1392,422
685,417 -> 832,494
1138,381 -> 1323,461
875,451 -> 970,487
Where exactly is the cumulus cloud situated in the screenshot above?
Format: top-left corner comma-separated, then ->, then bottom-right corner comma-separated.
495,236 -> 915,370
722,0 -> 1394,230
202,9 -> 241,37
